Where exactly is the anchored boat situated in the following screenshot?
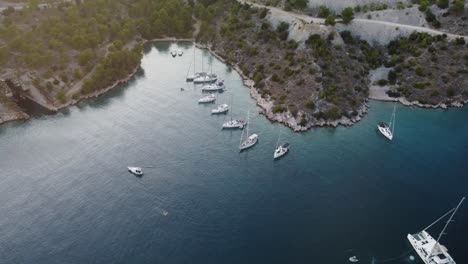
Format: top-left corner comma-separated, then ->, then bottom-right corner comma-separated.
128,167 -> 143,176
211,104 -> 229,114
407,197 -> 465,264
198,94 -> 216,104
378,103 -> 396,140
239,111 -> 258,151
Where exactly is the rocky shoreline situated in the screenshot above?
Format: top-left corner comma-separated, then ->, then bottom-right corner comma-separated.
0,39 -> 464,129
0,38 -> 196,126
197,42 -> 370,132
369,85 -> 468,109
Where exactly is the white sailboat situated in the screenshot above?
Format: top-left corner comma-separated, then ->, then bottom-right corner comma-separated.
239,111 -> 258,151
407,197 -> 465,264
273,130 -> 289,159
222,95 -> 245,129
194,57 -> 217,83
186,47 -> 197,82
378,103 -> 396,140
202,80 -> 225,92
211,104 -> 229,114
198,94 -> 216,104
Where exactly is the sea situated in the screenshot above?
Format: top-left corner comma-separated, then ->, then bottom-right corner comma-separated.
0,42 -> 466,264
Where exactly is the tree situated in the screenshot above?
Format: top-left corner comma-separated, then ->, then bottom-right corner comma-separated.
341,7 -> 354,24
325,14 -> 336,26
437,0 -> 449,9
318,5 -> 331,18
450,0 -> 465,14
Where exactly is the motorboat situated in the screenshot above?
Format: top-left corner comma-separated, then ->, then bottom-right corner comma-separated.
211,104 -> 229,114
128,167 -> 143,176
198,94 -> 216,104
348,256 -> 359,263
273,142 -> 289,159
170,51 -> 177,57
178,49 -> 183,56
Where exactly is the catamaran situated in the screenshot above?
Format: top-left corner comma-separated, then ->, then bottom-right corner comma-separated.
273,130 -> 289,159
239,111 -> 258,151
378,103 -> 396,140
127,167 -> 143,176
407,197 -> 465,264
198,94 -> 216,104
211,104 -> 229,114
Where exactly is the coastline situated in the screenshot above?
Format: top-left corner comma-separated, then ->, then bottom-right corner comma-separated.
196,42 -> 369,132
0,38 -> 194,126
369,86 -> 467,109
1,38 -> 464,129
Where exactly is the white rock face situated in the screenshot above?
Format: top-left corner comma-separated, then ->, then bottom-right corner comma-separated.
306,0 -> 410,12
355,6 -> 428,27
265,7 -> 344,46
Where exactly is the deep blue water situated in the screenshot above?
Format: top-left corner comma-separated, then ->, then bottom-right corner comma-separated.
0,42 -> 467,264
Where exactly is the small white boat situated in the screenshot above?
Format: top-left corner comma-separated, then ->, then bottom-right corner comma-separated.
274,143 -> 289,159
407,197 -> 465,264
378,103 -> 396,140
198,94 -> 216,104
178,49 -> 183,56
348,256 -> 359,262
128,167 -> 143,176
211,104 -> 229,114
222,119 -> 245,129
170,51 -> 177,57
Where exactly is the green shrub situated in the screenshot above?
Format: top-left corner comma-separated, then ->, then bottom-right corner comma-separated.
318,5 -> 331,18
325,14 -> 336,26
415,65 -> 425,76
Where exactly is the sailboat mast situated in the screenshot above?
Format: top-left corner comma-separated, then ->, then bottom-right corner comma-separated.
246,110 -> 250,136
391,103 -> 396,134
431,197 -> 466,255
276,130 -> 281,148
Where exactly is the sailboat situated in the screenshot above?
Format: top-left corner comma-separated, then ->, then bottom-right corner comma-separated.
194,55 -> 217,84
211,104 -> 229,114
273,130 -> 289,159
407,197 -> 465,264
378,103 -> 396,140
239,111 -> 258,151
186,47 -> 197,82
222,94 -> 245,129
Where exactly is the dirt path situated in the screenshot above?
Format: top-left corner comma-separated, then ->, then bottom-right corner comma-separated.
238,0 -> 468,41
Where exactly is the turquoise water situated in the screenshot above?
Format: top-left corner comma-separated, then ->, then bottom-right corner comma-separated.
0,42 -> 467,264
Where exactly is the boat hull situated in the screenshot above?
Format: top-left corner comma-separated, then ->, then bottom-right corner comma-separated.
377,125 -> 393,140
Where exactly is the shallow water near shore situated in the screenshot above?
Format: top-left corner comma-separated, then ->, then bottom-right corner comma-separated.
0,42 -> 467,264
